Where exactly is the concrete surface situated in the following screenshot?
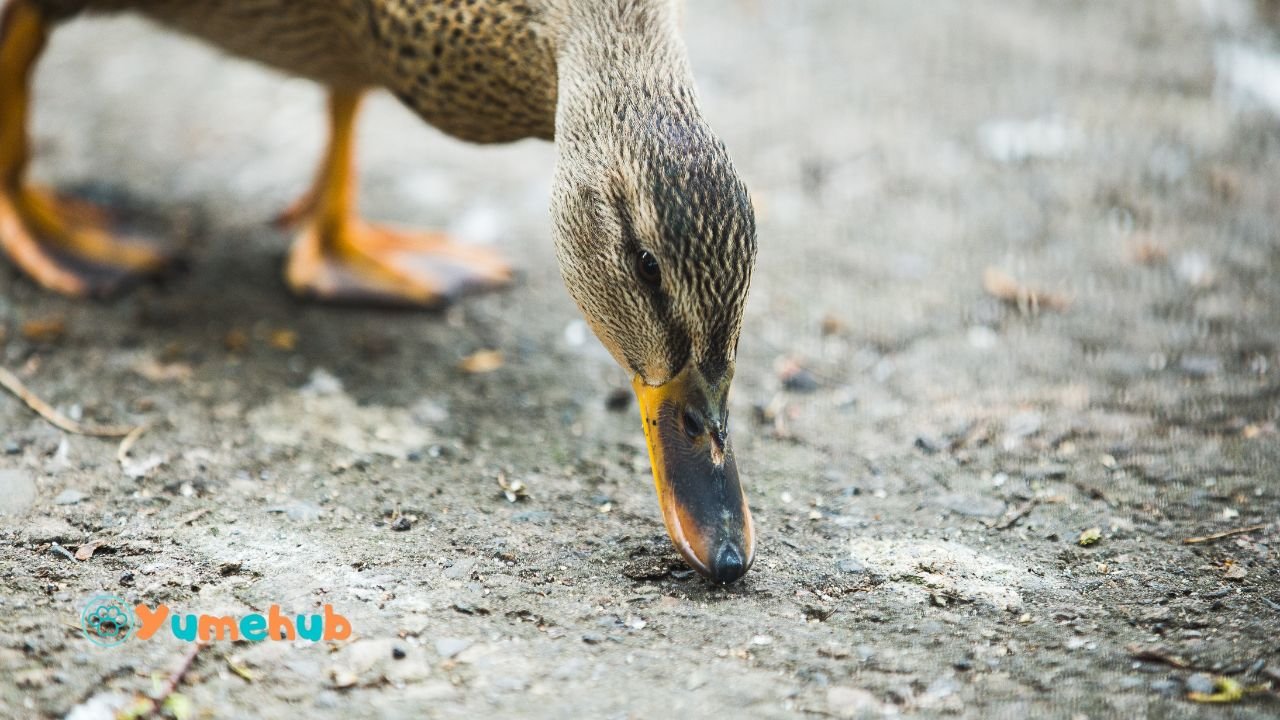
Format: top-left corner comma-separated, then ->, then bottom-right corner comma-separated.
2,0 -> 1279,718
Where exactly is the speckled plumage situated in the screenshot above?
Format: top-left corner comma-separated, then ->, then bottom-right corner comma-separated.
42,0 -> 559,142
34,0 -> 756,386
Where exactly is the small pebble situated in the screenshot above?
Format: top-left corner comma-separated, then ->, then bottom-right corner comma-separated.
1150,678 -> 1181,697
1186,673 -> 1216,695
837,558 -> 866,574
914,435 -> 943,454
391,646 -> 407,660
782,367 -> 820,393
391,517 -> 412,532
605,389 -> 631,412
54,489 -> 87,506
435,638 -> 471,658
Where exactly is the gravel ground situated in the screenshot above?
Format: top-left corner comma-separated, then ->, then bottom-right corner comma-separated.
2,0 -> 1279,718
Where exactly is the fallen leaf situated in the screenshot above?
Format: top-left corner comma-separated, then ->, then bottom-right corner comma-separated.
983,267 -> 1071,313
21,317 -> 67,343
74,540 -> 105,561
133,357 -> 194,383
1127,234 -> 1167,266
460,350 -> 503,374
269,329 -> 298,351
1078,527 -> 1102,546
224,329 -> 249,353
162,692 -> 194,720
497,472 -> 527,502
224,655 -> 255,682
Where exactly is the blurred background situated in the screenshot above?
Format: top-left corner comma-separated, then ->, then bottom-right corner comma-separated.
2,1 -> 1278,718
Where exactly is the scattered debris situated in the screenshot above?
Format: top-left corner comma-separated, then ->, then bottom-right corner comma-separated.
497,473 -> 528,503
1182,524 -> 1266,544
1078,527 -> 1103,546
983,267 -> 1072,313
459,350 -> 504,374
391,516 -> 412,532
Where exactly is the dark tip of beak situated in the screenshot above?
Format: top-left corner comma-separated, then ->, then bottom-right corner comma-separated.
709,542 -> 749,584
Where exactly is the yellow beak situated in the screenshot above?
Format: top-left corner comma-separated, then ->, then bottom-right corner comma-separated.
633,366 -> 754,583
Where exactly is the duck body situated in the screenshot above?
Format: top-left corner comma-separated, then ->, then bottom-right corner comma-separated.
45,0 -> 560,143
3,0 -> 759,583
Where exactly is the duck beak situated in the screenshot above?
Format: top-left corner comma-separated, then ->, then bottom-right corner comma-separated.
632,366 -> 754,584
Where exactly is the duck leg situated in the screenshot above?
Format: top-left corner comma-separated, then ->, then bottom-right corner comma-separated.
282,89 -> 512,307
0,0 -> 174,297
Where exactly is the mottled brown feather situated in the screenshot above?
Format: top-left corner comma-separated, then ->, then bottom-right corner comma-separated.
34,0 -> 756,384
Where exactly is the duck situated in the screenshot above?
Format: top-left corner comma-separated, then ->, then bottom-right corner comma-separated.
0,0 -> 759,583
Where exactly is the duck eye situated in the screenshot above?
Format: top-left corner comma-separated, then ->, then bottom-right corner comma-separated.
636,250 -> 661,286
682,408 -> 706,439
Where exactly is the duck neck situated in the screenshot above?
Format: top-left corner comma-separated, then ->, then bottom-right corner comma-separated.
550,0 -> 703,164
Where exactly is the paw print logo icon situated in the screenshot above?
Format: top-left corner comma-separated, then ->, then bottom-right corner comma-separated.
81,594 -> 137,647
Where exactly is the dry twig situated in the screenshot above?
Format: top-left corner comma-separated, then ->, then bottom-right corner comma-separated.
1183,525 -> 1267,545
983,267 -> 1072,313
0,367 -> 137,437
127,642 -> 206,718
987,499 -> 1039,530
116,422 -> 153,463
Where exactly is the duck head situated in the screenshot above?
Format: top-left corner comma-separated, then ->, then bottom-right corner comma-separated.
549,12 -> 758,583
